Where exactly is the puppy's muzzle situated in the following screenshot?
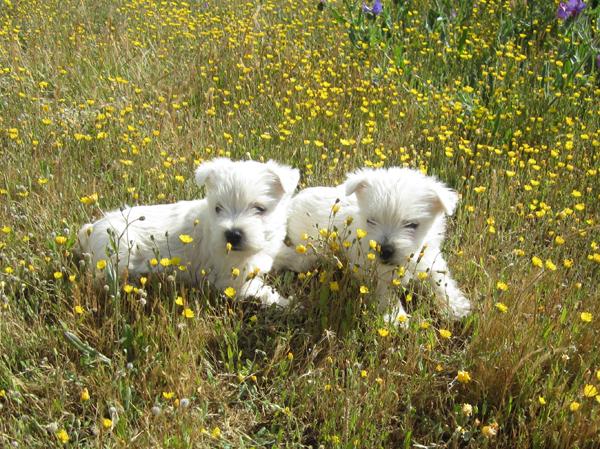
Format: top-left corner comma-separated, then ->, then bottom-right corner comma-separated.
225,228 -> 244,250
380,243 -> 395,264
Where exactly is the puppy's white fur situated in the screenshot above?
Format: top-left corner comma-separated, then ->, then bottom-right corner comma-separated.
78,158 -> 299,306
275,167 -> 471,323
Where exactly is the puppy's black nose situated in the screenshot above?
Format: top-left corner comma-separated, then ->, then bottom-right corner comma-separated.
225,228 -> 244,249
380,244 -> 395,263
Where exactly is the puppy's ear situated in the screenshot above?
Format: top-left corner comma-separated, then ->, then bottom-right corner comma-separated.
266,161 -> 300,196
195,158 -> 232,188
344,169 -> 372,197
431,180 -> 459,216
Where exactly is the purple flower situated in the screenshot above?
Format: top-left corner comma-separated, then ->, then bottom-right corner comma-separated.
557,4 -> 569,19
372,0 -> 383,15
557,0 -> 586,20
362,0 -> 383,16
596,54 -> 600,70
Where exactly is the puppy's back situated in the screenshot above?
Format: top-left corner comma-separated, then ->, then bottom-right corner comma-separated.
287,186 -> 357,239
76,200 -> 205,271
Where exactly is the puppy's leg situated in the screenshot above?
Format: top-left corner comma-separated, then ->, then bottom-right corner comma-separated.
273,244 -> 317,273
418,253 -> 471,319
375,280 -> 409,328
240,277 -> 289,308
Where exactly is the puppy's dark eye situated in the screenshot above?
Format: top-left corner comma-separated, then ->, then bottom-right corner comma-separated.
215,205 -> 222,214
254,205 -> 267,215
366,218 -> 377,226
405,222 -> 419,230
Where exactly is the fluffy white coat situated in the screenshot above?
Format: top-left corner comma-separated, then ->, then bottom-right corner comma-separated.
275,167 -> 471,323
78,158 -> 299,306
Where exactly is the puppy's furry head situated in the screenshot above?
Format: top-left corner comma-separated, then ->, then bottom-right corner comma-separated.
195,158 -> 300,253
344,167 -> 458,265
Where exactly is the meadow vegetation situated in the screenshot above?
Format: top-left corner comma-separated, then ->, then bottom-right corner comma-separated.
0,0 -> 599,447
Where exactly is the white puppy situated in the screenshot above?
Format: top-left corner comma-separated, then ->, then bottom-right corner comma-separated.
78,158 -> 299,307
275,167 -> 471,324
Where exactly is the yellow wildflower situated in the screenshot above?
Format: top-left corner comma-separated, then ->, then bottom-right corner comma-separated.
439,329 -> 452,339
496,281 -> 509,291
55,235 -> 67,245
457,370 -> 471,384
56,429 -> 69,444
569,401 -> 580,412
495,302 -> 508,313
80,193 -> 98,205
179,234 -> 193,244
583,384 -> 598,397
481,423 -> 498,438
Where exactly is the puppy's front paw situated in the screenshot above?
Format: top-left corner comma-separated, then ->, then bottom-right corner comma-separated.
258,287 -> 290,308
383,310 -> 410,329
448,294 -> 471,319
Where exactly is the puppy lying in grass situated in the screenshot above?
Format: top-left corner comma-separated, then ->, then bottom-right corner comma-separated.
78,158 -> 299,307
275,167 -> 471,325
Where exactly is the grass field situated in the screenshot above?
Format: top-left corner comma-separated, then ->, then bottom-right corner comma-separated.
1,0 -> 599,447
